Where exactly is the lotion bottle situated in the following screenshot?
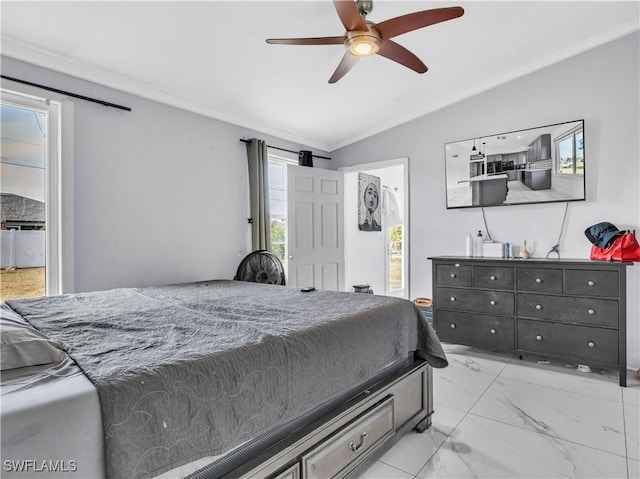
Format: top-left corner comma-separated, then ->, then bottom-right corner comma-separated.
475,230 -> 484,257
465,232 -> 473,257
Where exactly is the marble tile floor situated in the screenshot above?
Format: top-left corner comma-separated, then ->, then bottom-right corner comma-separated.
358,344 -> 640,479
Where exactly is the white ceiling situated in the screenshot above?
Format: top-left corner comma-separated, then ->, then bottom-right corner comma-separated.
1,1 -> 638,152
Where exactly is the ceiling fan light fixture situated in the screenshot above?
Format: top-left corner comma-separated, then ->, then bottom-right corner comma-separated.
347,37 -> 379,56
345,28 -> 381,57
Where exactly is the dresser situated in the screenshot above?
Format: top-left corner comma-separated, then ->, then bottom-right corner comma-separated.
428,256 -> 632,386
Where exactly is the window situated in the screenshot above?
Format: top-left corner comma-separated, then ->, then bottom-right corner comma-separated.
267,154 -> 297,272
1,88 -> 73,297
556,126 -> 584,175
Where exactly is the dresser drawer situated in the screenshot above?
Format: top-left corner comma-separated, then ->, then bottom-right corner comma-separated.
302,397 -> 393,479
436,310 -> 514,351
436,263 -> 472,287
516,267 -> 563,293
436,287 -> 514,316
473,266 -> 514,290
565,269 -> 619,298
517,294 -> 619,327
517,319 -> 618,365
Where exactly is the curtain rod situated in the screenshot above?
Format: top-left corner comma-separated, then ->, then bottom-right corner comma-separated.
239,138 -> 331,160
1,75 -> 132,111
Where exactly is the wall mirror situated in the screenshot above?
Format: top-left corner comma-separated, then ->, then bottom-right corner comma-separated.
444,119 -> 585,209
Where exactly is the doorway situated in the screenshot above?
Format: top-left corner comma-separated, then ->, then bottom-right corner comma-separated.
341,158 -> 409,298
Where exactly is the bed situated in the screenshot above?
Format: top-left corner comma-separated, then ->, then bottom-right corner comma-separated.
1,280 -> 447,479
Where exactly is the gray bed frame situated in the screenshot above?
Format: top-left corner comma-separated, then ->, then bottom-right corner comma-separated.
190,358 -> 433,479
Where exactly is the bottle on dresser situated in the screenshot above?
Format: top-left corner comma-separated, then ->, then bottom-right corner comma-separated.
474,230 -> 484,257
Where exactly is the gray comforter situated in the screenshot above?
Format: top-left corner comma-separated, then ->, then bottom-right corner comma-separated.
6,280 -> 446,479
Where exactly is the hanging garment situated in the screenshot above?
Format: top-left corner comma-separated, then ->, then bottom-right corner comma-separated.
382,187 -> 403,227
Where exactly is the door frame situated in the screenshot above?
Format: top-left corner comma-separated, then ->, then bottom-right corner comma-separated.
339,157 -> 410,298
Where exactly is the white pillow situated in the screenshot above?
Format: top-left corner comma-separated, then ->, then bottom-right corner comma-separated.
1,304 -> 66,371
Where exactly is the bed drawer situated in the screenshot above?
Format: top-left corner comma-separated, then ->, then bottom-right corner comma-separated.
436,287 -> 514,316
517,319 -> 618,365
565,269 -> 619,298
301,397 -> 394,479
436,263 -> 472,287
436,310 -> 514,352
517,294 -> 619,327
271,463 -> 300,479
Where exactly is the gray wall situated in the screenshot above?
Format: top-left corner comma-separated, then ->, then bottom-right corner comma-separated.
1,56 -> 330,293
331,32 -> 640,369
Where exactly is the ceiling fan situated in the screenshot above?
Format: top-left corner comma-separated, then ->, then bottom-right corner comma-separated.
266,0 -> 464,84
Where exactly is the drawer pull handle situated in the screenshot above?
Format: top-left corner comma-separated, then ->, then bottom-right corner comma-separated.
490,300 -> 496,306
450,323 -> 457,329
490,328 -> 497,334
450,297 -> 456,302
588,309 -> 595,315
450,273 -> 457,278
455,263 -> 461,267
490,275 -> 497,281
588,341 -> 595,348
535,278 -> 542,283
588,280 -> 595,286
536,335 -> 543,341
536,304 -> 542,310
349,432 -> 368,453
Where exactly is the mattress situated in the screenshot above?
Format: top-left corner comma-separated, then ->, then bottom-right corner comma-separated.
2,281 -> 446,479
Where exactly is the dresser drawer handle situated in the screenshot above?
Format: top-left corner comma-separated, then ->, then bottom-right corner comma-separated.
535,278 -> 542,283
588,341 -> 595,348
349,432 -> 368,453
490,300 -> 496,306
450,297 -> 456,302
490,275 -> 497,281
450,323 -> 457,329
588,280 -> 595,286
490,328 -> 497,334
455,263 -> 461,267
536,335 -> 543,341
450,273 -> 457,278
535,304 -> 542,310
588,309 -> 595,315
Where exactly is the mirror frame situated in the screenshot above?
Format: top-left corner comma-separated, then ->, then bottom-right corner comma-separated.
444,119 -> 586,209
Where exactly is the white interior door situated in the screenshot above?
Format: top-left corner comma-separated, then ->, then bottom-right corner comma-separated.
286,165 -> 344,290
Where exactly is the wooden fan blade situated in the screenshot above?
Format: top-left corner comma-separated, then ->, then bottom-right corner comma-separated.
328,52 -> 359,83
333,0 -> 367,32
375,6 -> 464,40
266,36 -> 345,46
377,40 -> 427,74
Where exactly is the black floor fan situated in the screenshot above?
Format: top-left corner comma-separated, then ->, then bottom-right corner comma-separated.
234,250 -> 286,285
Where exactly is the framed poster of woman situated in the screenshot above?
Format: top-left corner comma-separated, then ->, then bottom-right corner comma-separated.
358,172 -> 381,231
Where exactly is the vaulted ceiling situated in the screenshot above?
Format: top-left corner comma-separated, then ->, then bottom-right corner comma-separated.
1,1 -> 638,151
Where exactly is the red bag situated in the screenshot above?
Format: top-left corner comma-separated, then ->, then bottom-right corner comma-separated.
590,230 -> 640,261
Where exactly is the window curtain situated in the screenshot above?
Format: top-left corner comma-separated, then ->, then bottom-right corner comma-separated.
246,139 -> 272,251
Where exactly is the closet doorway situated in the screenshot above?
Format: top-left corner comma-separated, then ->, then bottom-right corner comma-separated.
340,158 -> 409,298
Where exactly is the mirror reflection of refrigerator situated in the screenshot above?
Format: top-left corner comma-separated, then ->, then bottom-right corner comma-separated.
470,161 -> 484,177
